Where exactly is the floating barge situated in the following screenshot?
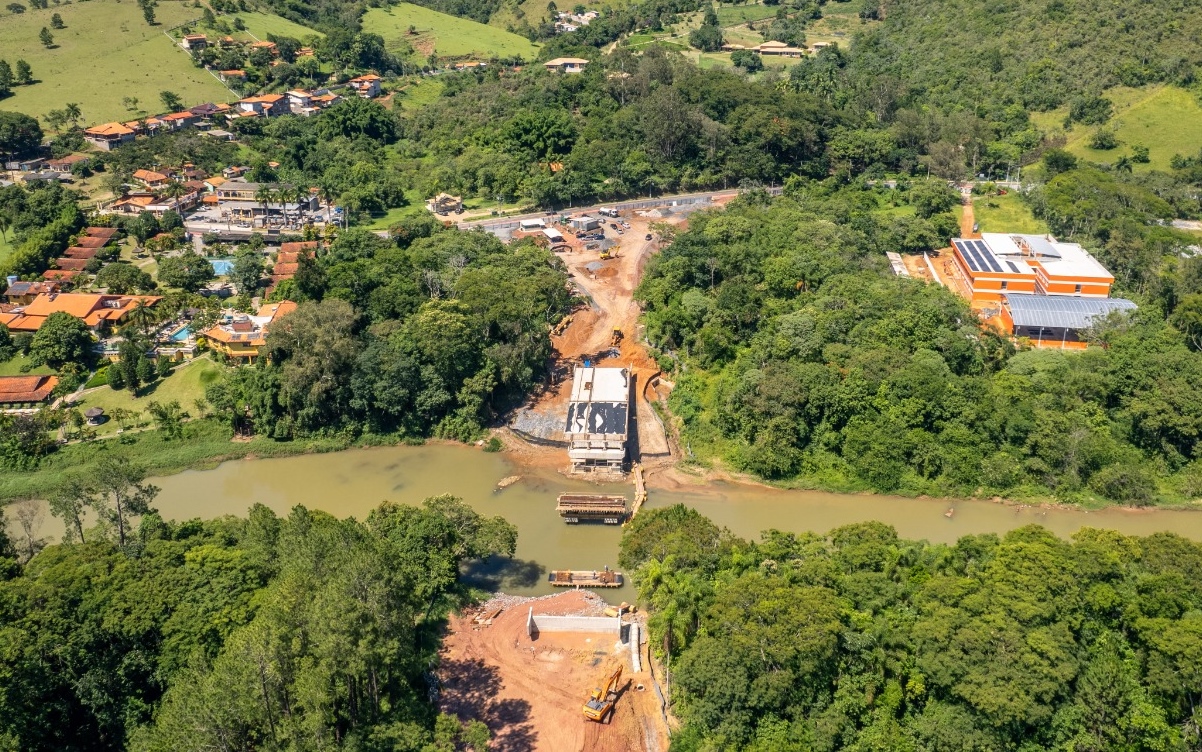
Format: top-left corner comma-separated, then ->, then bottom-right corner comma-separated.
555,493 -> 628,524
548,569 -> 624,588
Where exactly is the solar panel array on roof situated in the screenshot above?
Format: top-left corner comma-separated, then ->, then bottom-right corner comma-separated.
1004,294 -> 1137,330
1006,261 -> 1021,273
954,239 -> 1002,273
1020,235 -> 1060,258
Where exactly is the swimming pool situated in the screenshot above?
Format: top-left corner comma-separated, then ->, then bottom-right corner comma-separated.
169,326 -> 192,342
210,258 -> 234,275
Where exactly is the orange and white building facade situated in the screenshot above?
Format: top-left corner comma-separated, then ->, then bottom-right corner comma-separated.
949,232 -> 1133,349
950,233 -> 1114,303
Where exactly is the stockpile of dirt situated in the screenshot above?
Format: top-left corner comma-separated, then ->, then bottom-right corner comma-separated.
438,591 -> 669,752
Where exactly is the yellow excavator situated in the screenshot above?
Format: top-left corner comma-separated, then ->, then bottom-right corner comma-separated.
582,666 -> 623,722
610,328 -> 623,347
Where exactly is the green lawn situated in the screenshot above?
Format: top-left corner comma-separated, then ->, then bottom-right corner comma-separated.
73,355 -> 224,436
0,232 -> 12,266
228,11 -> 324,42
972,191 -> 1048,235
0,355 -> 54,378
715,3 -> 781,26
1031,86 -> 1202,173
0,0 -> 233,126
362,4 -> 540,61
393,77 -> 445,110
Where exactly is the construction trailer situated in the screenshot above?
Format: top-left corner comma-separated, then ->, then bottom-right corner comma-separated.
564,366 -> 630,473
555,493 -> 628,524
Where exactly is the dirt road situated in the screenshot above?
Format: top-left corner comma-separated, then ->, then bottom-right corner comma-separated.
438,591 -> 669,752
506,210 -> 686,464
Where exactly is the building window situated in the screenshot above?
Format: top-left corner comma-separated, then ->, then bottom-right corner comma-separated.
1074,284 -> 1082,294
1000,281 -> 1008,290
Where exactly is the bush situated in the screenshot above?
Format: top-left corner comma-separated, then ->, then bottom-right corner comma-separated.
108,364 -> 126,390
1089,128 -> 1119,150
483,436 -> 503,452
1089,464 -> 1156,506
84,367 -> 109,389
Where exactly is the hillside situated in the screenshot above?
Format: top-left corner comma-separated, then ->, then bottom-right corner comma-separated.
0,0 -> 232,125
1031,85 -> 1202,172
853,0 -> 1202,111
362,3 -> 540,61
229,10 -> 326,41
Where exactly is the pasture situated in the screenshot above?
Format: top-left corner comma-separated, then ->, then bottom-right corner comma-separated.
362,4 -> 540,60
0,0 -> 232,126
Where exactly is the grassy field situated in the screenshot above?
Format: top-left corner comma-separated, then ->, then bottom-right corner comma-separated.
971,192 -> 1048,234
393,77 -> 445,110
715,3 -> 781,26
0,0 -> 233,126
0,232 -> 12,266
362,4 -> 540,61
0,355 -> 54,378
74,356 -> 223,436
228,11 -> 324,41
1031,86 -> 1202,172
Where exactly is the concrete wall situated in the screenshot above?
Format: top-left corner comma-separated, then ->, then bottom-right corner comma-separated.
531,615 -> 621,634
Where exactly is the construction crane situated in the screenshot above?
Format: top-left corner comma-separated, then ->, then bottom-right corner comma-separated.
582,666 -> 623,722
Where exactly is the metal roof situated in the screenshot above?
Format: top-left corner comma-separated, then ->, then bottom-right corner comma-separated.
1004,294 -> 1137,330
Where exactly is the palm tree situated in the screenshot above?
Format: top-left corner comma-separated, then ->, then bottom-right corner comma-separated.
1115,156 -> 1133,174
64,102 -> 82,128
162,180 -> 188,211
254,186 -> 274,227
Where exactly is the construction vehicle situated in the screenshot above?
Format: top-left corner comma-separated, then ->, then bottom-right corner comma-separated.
599,249 -> 613,260
552,314 -> 573,336
610,328 -> 623,347
582,666 -> 623,722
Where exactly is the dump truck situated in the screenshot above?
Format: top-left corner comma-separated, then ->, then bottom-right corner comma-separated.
583,666 -> 623,722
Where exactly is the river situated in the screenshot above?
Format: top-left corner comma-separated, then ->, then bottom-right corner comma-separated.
20,444 -> 1202,598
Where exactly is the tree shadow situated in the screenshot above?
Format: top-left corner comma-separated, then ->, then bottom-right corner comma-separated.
439,657 -> 537,751
460,555 -> 545,590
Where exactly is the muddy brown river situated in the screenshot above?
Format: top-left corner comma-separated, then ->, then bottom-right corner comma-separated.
21,444 -> 1202,598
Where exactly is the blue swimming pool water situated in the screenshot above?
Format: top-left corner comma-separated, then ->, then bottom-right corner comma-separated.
210,258 -> 234,275
169,326 -> 192,342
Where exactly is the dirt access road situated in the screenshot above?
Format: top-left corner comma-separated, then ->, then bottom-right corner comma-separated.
504,207 -> 702,465
438,591 -> 669,752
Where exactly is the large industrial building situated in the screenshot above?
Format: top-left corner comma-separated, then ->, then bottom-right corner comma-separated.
949,232 -> 1136,349
564,366 -> 630,473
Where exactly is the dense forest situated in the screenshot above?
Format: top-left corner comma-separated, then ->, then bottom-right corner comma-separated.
637,183 -> 1202,504
621,505 -> 1202,751
205,224 -> 573,441
0,468 -> 516,751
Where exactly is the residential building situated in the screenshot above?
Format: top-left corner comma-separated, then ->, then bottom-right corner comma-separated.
181,33 -> 208,50
348,74 -> 382,98
42,270 -> 80,282
201,300 -> 297,360
544,57 -> 589,73
2,280 -> 60,305
133,169 -> 170,188
754,40 -> 805,57
63,246 -> 99,260
220,69 -> 247,82
52,258 -> 89,272
0,375 -> 59,411
249,40 -> 278,55
47,153 -> 90,172
0,293 -> 161,333
236,94 -> 289,117
565,366 -> 630,472
271,241 -> 318,285
160,111 -> 199,131
84,122 -> 136,150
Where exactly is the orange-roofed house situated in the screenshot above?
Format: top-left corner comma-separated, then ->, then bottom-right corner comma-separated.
42,270 -> 80,282
86,227 -> 119,241
84,122 -> 136,151
237,94 -> 288,117
0,293 -> 161,333
52,258 -> 90,272
543,57 -> 589,73
161,111 -> 199,131
950,233 -> 1117,303
0,375 -> 60,411
201,300 -> 297,360
3,280 -> 60,305
348,74 -> 382,98
133,169 -> 170,188
220,69 -> 247,82
250,40 -> 279,55
63,246 -> 99,260
182,33 -> 208,50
